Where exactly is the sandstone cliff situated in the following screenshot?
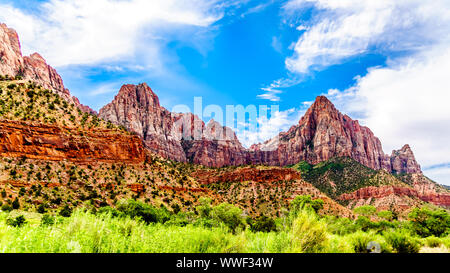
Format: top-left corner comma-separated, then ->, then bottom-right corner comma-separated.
0,120 -> 146,163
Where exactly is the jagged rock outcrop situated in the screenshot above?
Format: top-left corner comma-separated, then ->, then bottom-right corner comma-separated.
99,83 -> 247,167
0,120 -> 146,163
182,119 -> 248,167
390,144 -> 422,174
0,23 -> 95,114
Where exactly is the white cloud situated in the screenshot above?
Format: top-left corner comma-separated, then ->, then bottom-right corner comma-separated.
275,0 -> 450,185
0,0 -> 230,67
325,45 -> 450,185
277,0 -> 450,185
283,0 -> 450,74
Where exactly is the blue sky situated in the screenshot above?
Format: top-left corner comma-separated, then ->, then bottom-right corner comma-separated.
1,0 -> 450,185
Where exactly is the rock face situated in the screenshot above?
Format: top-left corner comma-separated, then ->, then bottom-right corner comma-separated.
99,83 -> 187,162
0,120 -> 146,163
390,144 -> 422,174
99,83 -> 247,167
0,23 -> 95,114
192,167 -> 302,185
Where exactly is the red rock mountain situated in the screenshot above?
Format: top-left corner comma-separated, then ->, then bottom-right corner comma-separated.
98,83 -> 247,167
0,23 -> 95,114
100,86 -> 422,175
249,96 -> 421,174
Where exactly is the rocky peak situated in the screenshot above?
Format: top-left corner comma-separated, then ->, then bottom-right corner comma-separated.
391,144 -> 422,174
0,23 -> 24,77
99,83 -> 248,167
0,23 -> 95,114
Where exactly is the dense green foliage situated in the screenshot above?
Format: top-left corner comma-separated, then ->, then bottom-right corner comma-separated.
0,196 -> 448,253
407,207 -> 450,237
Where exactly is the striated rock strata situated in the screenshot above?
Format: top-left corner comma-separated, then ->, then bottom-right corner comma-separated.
339,185 -> 450,208
0,120 -> 146,163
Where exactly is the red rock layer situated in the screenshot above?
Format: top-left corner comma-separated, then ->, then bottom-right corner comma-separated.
0,120 -> 146,163
191,167 -> 302,185
339,185 -> 450,207
0,23 -> 95,114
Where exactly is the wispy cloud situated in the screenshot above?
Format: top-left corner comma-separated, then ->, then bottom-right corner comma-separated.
240,0 -> 275,18
283,0 -> 450,74
325,45 -> 450,185
0,0 -> 240,67
257,77 -> 302,102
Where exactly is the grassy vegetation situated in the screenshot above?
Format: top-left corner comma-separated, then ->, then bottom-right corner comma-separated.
0,196 -> 448,253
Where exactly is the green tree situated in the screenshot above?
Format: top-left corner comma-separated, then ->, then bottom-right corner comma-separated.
195,197 -> 212,218
290,195 -> 324,217
378,210 -> 394,221
211,203 -> 245,233
354,205 -> 377,217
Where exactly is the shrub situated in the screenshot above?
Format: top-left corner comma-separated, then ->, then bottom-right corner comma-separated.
12,198 -> 20,209
424,236 -> 442,248
1,203 -> 13,212
325,216 -> 358,235
378,210 -> 394,221
196,197 -> 212,218
249,215 -> 277,233
41,214 -> 55,226
355,216 -> 375,232
290,210 -> 328,253
354,205 -> 377,217
116,199 -> 171,224
59,205 -> 73,217
6,215 -> 27,227
384,230 -> 421,253
211,203 -> 245,233
37,203 -> 46,214
290,195 -> 324,217
348,231 -> 391,253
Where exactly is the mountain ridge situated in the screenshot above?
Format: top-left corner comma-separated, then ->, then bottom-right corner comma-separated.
99,85 -> 423,177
